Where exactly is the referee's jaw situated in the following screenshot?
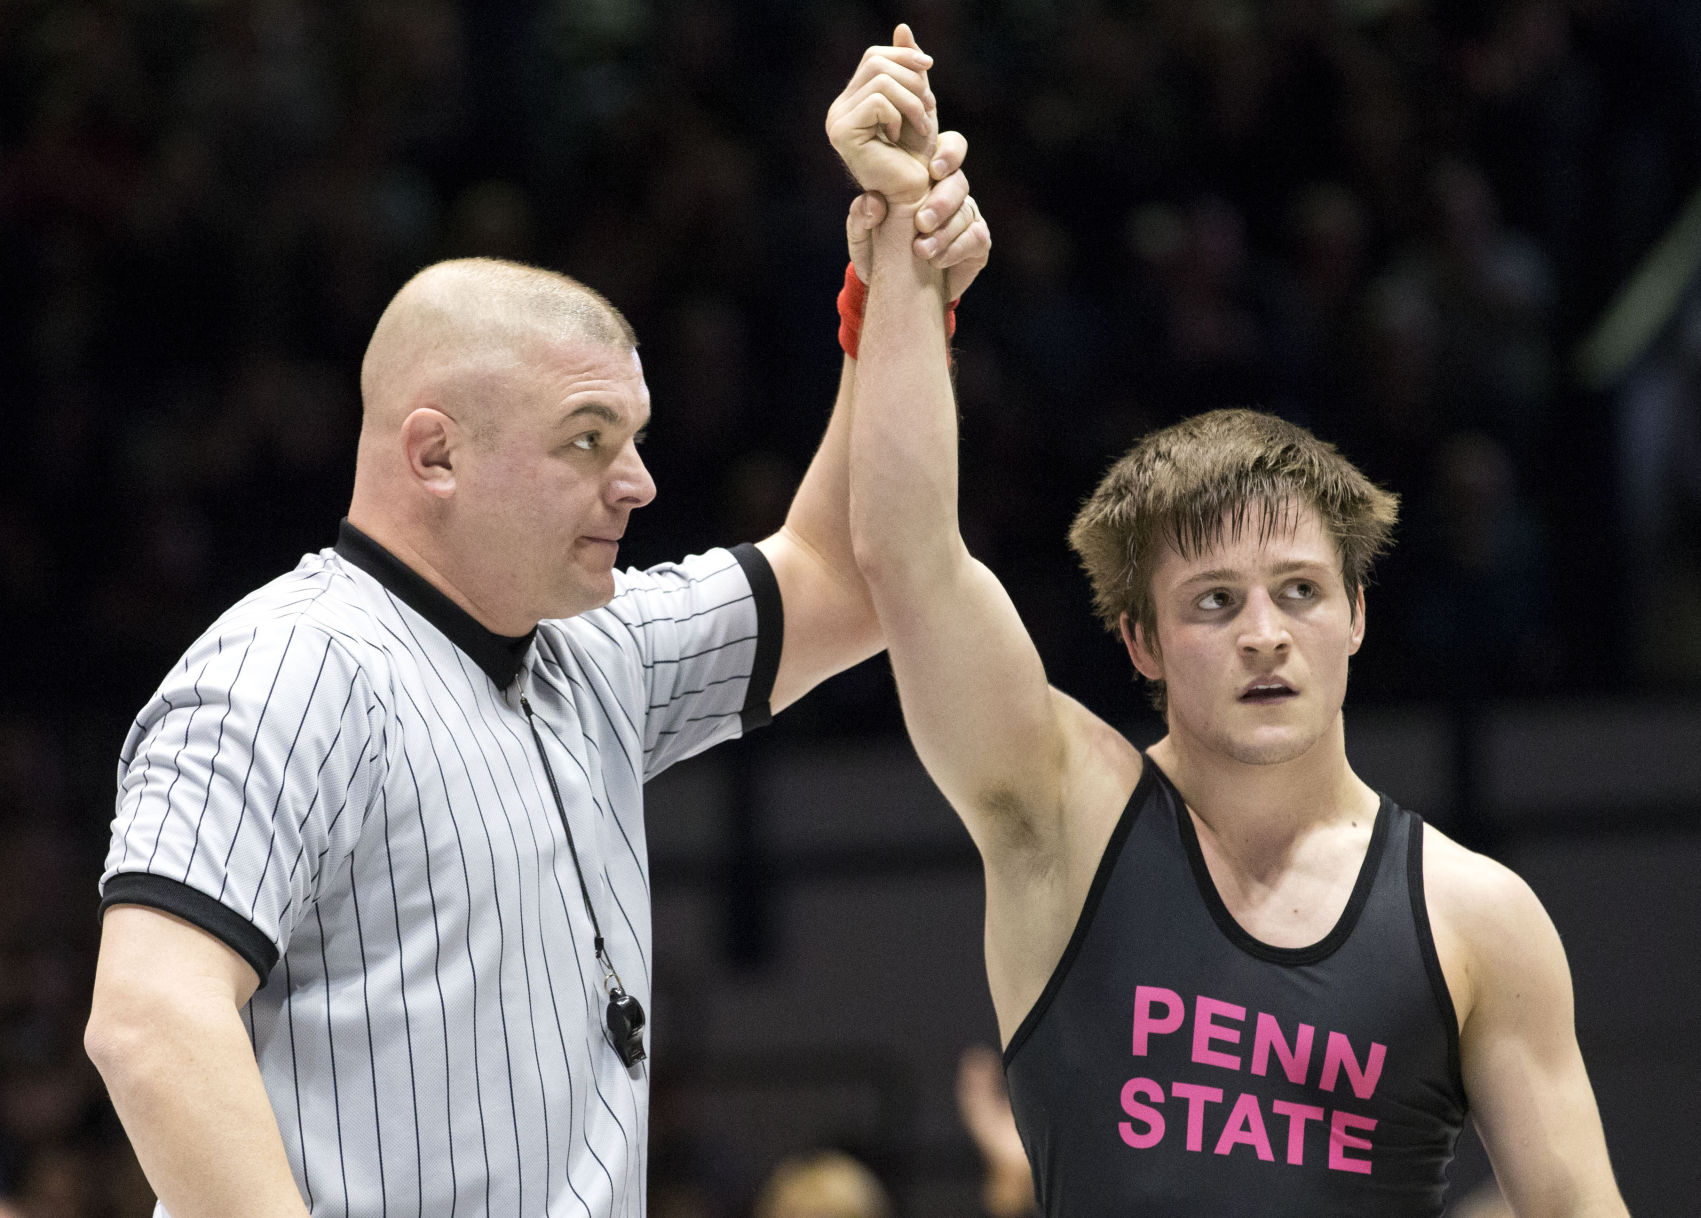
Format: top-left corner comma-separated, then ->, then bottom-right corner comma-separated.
562,546 -> 622,615
539,516 -> 638,622
475,347 -> 654,627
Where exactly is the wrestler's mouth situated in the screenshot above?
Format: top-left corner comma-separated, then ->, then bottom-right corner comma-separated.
1238,680 -> 1297,703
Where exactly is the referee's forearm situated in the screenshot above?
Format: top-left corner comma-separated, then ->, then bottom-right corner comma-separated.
87,992 -> 311,1218
781,355 -> 863,581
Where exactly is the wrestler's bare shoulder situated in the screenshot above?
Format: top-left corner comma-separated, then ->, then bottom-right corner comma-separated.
1053,686 -> 1145,852
1420,822 -> 1563,1031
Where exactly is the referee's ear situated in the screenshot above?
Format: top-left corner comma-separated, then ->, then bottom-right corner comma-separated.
401,407 -> 459,499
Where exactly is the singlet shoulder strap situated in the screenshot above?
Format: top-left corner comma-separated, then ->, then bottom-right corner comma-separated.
1002,758 -> 1158,1067
1404,807 -> 1466,1099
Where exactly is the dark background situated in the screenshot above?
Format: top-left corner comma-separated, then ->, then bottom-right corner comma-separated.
2,0 -> 1699,1214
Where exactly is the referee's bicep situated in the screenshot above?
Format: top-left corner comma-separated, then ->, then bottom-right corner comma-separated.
103,623 -> 384,966
95,903 -> 263,1013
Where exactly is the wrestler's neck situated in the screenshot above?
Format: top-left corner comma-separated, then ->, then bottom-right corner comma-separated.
1146,713 -> 1379,858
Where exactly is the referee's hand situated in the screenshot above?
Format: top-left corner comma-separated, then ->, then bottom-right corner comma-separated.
847,131 -> 990,302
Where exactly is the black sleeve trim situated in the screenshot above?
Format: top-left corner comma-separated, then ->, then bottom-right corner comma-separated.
729,543 -> 783,732
101,873 -> 279,984
1407,813 -> 1466,1103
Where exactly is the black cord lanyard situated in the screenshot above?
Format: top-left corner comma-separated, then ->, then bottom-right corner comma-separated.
520,692 -> 647,1066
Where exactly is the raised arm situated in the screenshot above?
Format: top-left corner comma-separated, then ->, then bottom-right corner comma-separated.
832,29 -> 1129,861
86,907 -> 311,1218
755,35 -> 988,714
1434,838 -> 1629,1217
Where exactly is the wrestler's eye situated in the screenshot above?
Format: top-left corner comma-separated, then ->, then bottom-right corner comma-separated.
1197,589 -> 1234,611
570,432 -> 600,452
1285,581 -> 1318,600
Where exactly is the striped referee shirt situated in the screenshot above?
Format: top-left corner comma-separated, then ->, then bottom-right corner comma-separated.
100,520 -> 781,1218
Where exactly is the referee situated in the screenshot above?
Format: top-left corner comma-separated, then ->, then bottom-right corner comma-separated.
84,40 -> 987,1217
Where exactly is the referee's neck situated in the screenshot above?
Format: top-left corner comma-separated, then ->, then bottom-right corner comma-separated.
342,515 -> 536,639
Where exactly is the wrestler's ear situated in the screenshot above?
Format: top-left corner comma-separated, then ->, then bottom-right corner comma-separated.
1123,613 -> 1163,681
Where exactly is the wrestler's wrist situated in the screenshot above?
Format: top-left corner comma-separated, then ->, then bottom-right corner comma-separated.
838,260 -> 959,360
874,199 -> 928,246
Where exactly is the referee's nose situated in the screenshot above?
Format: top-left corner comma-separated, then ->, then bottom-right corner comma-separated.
610,440 -> 656,509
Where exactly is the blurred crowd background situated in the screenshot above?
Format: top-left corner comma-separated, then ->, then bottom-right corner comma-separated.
3,0 -> 1701,1214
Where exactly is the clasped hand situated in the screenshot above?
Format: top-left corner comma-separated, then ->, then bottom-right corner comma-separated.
828,23 -> 991,300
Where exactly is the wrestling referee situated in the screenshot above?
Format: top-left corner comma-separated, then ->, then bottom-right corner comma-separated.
83,36 -> 991,1217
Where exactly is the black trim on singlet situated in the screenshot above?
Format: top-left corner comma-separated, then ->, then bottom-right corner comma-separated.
101,872 -> 278,982
335,519 -> 534,688
729,542 -> 782,732
1165,759 -> 1393,966
1001,760 -> 1158,1069
1407,814 -> 1466,1099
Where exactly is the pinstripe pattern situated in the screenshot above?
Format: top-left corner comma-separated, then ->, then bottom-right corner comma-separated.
101,530 -> 776,1218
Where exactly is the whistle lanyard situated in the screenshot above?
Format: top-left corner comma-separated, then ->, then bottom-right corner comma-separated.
519,693 -> 626,996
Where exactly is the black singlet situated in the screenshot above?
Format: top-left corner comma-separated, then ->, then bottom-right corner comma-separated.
1003,757 -> 1467,1216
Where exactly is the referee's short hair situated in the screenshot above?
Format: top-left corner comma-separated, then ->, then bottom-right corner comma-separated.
359,258 -> 638,438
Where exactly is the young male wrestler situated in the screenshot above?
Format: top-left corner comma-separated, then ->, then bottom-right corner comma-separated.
828,30 -> 1629,1218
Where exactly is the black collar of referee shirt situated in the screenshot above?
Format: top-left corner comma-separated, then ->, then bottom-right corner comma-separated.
335,519 -> 535,688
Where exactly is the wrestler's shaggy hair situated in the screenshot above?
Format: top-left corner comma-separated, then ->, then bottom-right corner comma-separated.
1068,408 -> 1399,713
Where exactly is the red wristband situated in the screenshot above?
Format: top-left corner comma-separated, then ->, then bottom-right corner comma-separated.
837,261 -> 867,358
837,261 -> 959,360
